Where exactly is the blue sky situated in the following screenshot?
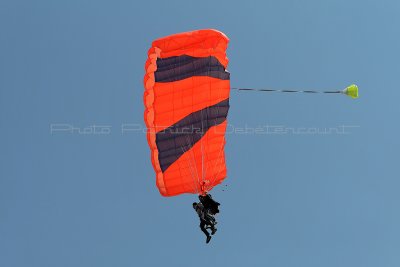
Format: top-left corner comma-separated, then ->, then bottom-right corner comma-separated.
1,0 -> 399,266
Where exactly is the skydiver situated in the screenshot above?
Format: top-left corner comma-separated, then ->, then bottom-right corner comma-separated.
193,202 -> 217,244
199,193 -> 220,215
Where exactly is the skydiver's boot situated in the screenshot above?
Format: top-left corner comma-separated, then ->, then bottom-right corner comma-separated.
206,235 -> 211,244
211,227 -> 217,235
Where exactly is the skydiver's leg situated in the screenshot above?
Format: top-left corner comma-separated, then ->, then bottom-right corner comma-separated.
204,214 -> 212,223
199,220 -> 210,237
207,221 -> 217,235
200,220 -> 212,243
205,213 -> 217,225
203,215 -> 217,235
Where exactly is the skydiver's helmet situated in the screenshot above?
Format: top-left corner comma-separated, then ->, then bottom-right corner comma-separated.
192,202 -> 197,209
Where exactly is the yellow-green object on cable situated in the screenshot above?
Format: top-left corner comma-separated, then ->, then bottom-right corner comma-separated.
342,84 -> 359,99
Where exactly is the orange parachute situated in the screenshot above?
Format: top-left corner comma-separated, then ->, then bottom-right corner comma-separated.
144,29 -> 230,197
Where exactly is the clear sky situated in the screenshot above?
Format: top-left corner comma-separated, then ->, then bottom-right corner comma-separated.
1,0 -> 399,266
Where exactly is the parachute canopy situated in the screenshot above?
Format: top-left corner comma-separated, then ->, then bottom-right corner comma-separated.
144,29 -> 230,197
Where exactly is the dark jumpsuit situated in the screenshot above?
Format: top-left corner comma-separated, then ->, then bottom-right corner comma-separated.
193,203 -> 216,237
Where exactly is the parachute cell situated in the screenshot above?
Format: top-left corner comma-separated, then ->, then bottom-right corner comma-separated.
144,29 -> 230,197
